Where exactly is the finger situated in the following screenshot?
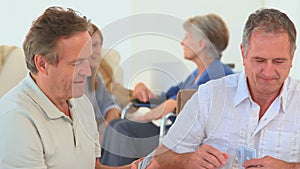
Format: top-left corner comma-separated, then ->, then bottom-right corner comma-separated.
222,153 -> 230,160
245,165 -> 264,168
205,152 -> 224,167
146,159 -> 159,169
243,159 -> 263,169
196,147 -> 224,168
140,91 -> 149,102
134,91 -> 146,102
205,145 -> 227,165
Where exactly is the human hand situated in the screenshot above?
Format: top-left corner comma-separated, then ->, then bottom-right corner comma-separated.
146,158 -> 159,169
129,111 -> 155,123
243,155 -> 296,169
180,144 -> 229,169
129,104 -> 166,122
126,107 -> 152,123
133,83 -> 153,102
104,108 -> 120,124
131,158 -> 143,169
130,158 -> 159,169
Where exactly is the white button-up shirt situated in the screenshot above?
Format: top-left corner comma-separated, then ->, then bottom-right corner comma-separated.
162,71 -> 300,168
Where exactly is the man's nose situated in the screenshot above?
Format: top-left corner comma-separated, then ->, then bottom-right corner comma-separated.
82,60 -> 92,77
262,61 -> 275,77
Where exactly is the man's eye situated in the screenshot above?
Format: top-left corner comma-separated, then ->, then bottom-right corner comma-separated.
254,59 -> 265,63
72,61 -> 82,66
273,59 -> 285,64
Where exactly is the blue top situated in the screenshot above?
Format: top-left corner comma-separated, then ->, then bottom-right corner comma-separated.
156,59 -> 234,101
85,74 -> 121,120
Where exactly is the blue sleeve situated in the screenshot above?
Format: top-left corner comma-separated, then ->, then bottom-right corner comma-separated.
196,59 -> 234,86
164,85 -> 180,100
164,69 -> 198,100
95,75 -> 120,117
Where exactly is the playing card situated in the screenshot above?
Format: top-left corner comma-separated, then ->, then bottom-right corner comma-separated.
242,145 -> 256,162
137,160 -> 144,169
234,145 -> 256,169
234,147 -> 242,168
138,151 -> 155,169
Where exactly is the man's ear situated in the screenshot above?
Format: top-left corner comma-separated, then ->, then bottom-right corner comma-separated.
34,54 -> 48,74
240,44 -> 246,66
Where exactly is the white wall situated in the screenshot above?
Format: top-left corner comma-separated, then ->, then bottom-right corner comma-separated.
0,0 -> 132,47
125,0 -> 264,90
1,0 -> 300,91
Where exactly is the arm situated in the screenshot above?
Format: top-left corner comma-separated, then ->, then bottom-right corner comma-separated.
133,83 -> 154,102
131,99 -> 176,122
105,108 -> 120,123
95,75 -> 121,120
153,144 -> 228,169
243,156 -> 300,169
95,158 -> 132,169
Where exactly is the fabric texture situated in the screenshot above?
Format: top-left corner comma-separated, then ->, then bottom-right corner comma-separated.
0,74 -> 100,169
100,59 -> 234,166
162,71 -> 300,168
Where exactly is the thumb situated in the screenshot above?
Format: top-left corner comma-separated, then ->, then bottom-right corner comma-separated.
223,153 -> 230,159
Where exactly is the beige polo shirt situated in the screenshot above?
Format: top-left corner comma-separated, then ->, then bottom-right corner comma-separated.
0,74 -> 101,169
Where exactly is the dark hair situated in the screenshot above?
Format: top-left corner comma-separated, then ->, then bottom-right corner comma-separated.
242,8 -> 297,56
23,6 -> 90,73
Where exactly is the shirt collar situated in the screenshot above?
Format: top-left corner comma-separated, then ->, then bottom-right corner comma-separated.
233,71 -> 250,107
278,77 -> 289,113
23,73 -> 66,119
233,71 -> 287,113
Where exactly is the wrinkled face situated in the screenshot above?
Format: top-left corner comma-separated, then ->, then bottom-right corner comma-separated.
89,32 -> 103,69
181,32 -> 200,60
46,31 -> 92,99
242,30 -> 293,96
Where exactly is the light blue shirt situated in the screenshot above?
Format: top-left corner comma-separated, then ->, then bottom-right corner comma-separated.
0,74 -> 100,169
85,73 -> 121,120
162,71 -> 300,168
155,59 -> 234,102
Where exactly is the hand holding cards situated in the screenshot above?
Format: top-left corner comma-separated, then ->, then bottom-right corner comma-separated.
137,151 -> 155,169
234,145 -> 256,168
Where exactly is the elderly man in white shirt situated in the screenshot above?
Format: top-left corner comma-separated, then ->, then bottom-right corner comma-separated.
148,8 -> 300,169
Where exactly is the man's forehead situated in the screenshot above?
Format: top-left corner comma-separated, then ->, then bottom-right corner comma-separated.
56,32 -> 92,59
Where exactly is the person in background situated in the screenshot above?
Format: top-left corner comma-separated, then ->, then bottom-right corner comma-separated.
100,13 -> 234,166
85,23 -> 121,133
0,6 -> 157,169
149,8 -> 300,169
98,50 -> 134,108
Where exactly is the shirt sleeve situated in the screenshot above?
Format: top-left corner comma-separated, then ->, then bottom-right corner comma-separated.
164,85 -> 180,100
162,85 -> 211,153
164,69 -> 199,100
0,111 -> 46,169
95,75 -> 121,117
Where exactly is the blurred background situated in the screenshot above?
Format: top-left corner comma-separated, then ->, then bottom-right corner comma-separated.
1,0 -> 299,91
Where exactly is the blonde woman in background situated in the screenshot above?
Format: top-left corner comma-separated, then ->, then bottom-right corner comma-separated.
85,23 -> 121,129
